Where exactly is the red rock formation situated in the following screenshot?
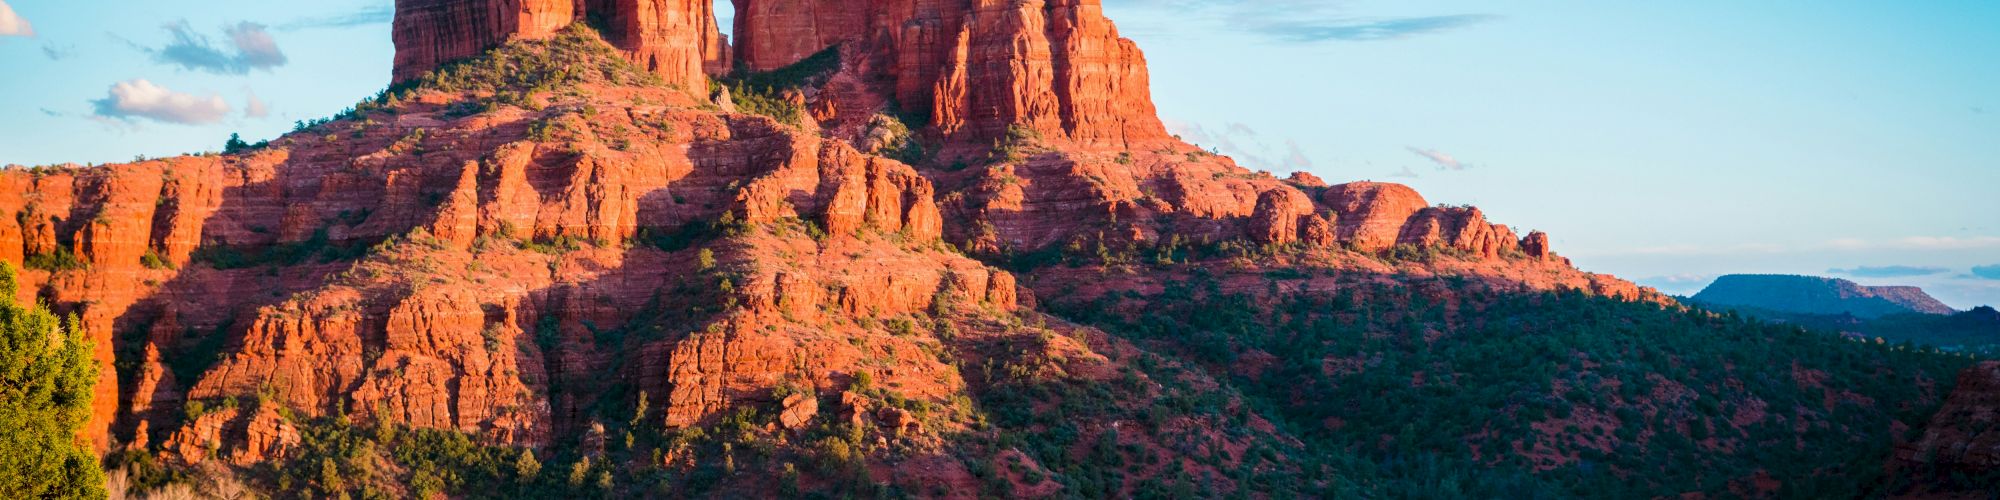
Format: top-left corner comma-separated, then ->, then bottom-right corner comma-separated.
1398,206 -> 1521,259
1897,362 -> 2000,471
879,407 -> 921,435
163,403 -> 301,466
392,0 -> 576,82
1320,182 -> 1431,252
1521,231 -> 1553,260
729,0 -> 1171,148
777,393 -> 818,429
813,142 -> 943,240
1300,214 -> 1337,247
731,0 -> 869,73
583,0 -> 732,91
1247,189 -> 1312,245
1287,171 -> 1327,188
392,0 -> 727,92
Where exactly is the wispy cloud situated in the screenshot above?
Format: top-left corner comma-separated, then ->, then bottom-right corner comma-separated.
1109,0 -> 1495,43
278,4 -> 394,31
1406,147 -> 1470,171
146,21 -> 288,75
1259,14 -> 1498,42
92,79 -> 232,125
0,0 -> 30,37
1829,265 -> 1949,278
1973,265 -> 2000,281
41,42 -> 75,60
1168,120 -> 1316,172
1387,166 -> 1419,178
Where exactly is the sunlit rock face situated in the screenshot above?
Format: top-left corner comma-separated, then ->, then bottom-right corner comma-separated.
392,0 -> 728,93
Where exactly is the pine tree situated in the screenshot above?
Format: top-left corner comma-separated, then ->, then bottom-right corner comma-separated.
514,450 -> 541,481
0,262 -> 106,499
224,133 -> 251,154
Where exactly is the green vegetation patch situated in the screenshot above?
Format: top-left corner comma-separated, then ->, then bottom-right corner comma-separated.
1053,271 -> 1976,497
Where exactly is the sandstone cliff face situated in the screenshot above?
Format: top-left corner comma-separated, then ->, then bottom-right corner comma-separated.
583,0 -> 733,90
730,0 -> 1171,148
392,0 -> 576,82
393,0 -> 727,92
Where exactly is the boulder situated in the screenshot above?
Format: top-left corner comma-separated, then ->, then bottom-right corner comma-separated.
1320,182 -> 1429,252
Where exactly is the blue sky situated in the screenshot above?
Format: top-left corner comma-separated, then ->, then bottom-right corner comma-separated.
3,0 -> 1997,307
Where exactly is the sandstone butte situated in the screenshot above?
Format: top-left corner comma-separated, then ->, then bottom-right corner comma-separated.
0,0 -> 1730,493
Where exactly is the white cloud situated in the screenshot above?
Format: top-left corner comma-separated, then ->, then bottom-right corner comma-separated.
1407,147 -> 1469,170
92,79 -> 232,125
0,0 -> 32,37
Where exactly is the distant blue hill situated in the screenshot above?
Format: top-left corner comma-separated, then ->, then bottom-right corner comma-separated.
1691,274 -> 1957,319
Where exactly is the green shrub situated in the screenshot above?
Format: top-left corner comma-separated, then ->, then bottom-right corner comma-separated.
717,46 -> 840,127
519,235 -> 586,255
990,125 -> 1043,163
190,228 -> 366,270
140,249 -> 174,270
23,247 -> 86,272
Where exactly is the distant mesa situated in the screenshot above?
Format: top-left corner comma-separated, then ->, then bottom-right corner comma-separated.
1691,274 -> 1957,318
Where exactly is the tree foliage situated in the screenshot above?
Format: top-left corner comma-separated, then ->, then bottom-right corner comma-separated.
0,262 -> 106,499
1054,270 -> 1975,497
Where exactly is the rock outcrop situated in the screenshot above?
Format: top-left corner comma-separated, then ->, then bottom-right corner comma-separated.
1398,206 -> 1519,259
392,0 -> 728,92
729,0 -> 1171,147
1521,231 -> 1553,260
1320,182 -> 1432,252
1246,189 -> 1317,246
